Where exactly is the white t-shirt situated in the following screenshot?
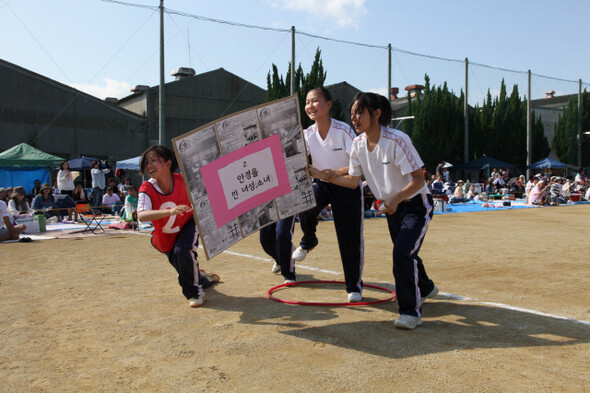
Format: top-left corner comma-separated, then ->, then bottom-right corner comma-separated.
304,119 -> 356,172
0,200 -> 10,228
137,178 -> 161,212
57,170 -> 75,192
102,193 -> 120,206
349,126 -> 428,201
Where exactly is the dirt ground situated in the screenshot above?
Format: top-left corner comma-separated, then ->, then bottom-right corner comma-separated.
1,204 -> 589,392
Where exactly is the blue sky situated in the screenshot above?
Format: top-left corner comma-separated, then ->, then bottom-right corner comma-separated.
2,0 -> 589,106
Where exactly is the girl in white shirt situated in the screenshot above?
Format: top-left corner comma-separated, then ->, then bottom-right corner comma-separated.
293,87 -> 364,303
307,92 -> 438,330
57,161 -> 75,197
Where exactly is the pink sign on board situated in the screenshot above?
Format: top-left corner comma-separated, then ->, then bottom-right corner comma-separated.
200,134 -> 291,228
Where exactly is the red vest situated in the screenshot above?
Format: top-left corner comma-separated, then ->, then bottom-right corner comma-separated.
139,173 -> 193,253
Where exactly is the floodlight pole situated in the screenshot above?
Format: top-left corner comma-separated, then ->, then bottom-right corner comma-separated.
159,0 -> 166,146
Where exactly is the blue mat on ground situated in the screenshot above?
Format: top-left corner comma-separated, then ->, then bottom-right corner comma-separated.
436,199 -> 590,215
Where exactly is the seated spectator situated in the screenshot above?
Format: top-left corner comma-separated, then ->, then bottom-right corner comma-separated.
466,184 -> 479,201
549,177 -> 568,205
493,175 -> 506,192
30,180 -> 42,200
8,187 -> 32,216
72,181 -> 87,203
52,180 -> 60,195
0,198 -> 27,242
318,205 -> 333,221
362,181 -> 378,218
442,181 -> 454,196
0,187 -> 7,203
485,178 -> 495,194
491,167 -> 498,179
463,179 -> 470,193
122,185 -> 138,222
6,187 -> 14,201
102,187 -> 121,214
525,175 -> 539,201
562,177 -> 573,198
528,180 -> 549,205
575,168 -> 588,187
32,183 -> 60,219
118,177 -> 131,198
107,177 -> 121,199
431,176 -> 444,195
450,180 -> 469,203
510,175 -> 526,198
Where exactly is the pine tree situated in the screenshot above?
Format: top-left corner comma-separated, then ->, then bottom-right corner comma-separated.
552,90 -> 590,167
406,75 -> 464,171
265,48 -> 345,129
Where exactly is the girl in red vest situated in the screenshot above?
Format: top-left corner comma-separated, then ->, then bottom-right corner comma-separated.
137,145 -> 218,308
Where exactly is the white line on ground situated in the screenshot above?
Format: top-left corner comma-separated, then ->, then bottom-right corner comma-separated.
228,248 -> 590,327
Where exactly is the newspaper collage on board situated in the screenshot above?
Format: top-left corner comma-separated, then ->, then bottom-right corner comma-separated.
172,95 -> 316,260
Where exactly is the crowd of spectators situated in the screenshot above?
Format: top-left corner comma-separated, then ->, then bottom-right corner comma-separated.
0,160 -> 140,241
422,165 -> 590,207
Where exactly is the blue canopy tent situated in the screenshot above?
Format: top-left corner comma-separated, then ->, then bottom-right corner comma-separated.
527,157 -> 567,169
0,143 -> 64,191
116,156 -> 141,170
116,155 -> 144,184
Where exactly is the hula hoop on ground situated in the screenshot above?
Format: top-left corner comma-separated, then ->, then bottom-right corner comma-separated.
267,280 -> 396,306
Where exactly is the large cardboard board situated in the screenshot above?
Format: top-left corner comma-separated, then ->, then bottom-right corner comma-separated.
172,95 -> 315,259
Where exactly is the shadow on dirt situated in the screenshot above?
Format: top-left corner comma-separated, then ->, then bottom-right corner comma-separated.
205,283 -> 589,359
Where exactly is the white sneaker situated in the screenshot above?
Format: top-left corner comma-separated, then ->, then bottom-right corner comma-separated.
292,247 -> 308,261
394,314 -> 422,330
189,292 -> 205,308
347,292 -> 362,303
284,279 -> 296,284
419,285 -> 439,307
271,262 -> 281,274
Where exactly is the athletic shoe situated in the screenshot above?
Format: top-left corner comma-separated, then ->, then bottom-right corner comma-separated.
292,246 -> 308,261
200,270 -> 220,285
189,292 -> 205,308
284,279 -> 296,284
419,285 -> 439,307
271,262 -> 281,274
394,314 -> 422,330
347,292 -> 362,303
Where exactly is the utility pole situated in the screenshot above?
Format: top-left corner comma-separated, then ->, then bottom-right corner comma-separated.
526,70 -> 531,179
290,26 -> 295,95
464,58 -> 468,163
159,0 -> 166,146
388,44 -> 392,127
578,79 -> 582,168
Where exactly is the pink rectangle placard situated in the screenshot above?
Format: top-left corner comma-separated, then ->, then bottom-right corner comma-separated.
200,134 -> 291,228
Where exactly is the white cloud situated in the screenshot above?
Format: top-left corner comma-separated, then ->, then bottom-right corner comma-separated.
269,0 -> 367,28
69,78 -> 132,100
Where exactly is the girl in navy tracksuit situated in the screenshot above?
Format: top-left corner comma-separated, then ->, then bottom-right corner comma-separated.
306,92 -> 438,329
